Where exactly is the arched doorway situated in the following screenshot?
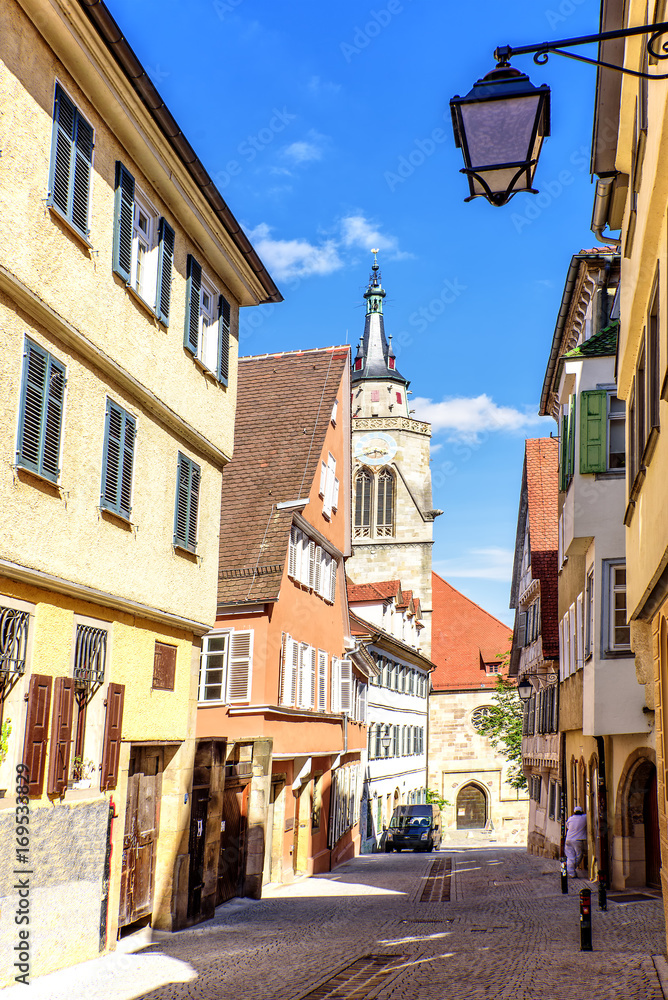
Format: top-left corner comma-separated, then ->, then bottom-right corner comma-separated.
456,783 -> 487,829
614,751 -> 660,888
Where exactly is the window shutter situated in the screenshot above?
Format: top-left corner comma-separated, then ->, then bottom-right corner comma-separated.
297,643 -> 307,708
340,658 -> 352,714
288,526 -> 298,578
580,390 -> 607,474
100,682 -> 125,791
317,650 -> 327,711
119,413 -> 136,519
314,546 -> 322,594
291,639 -> 300,706
17,340 -> 47,473
567,395 -> 576,481
227,630 -> 253,701
42,355 -> 66,480
47,676 -> 75,796
187,463 -> 200,551
516,611 -> 527,649
184,255 -> 201,354
358,683 -> 367,723
22,674 -> 53,796
332,478 -> 340,511
329,558 -> 337,603
101,400 -> 135,519
156,218 -> 175,325
331,656 -> 340,714
71,112 -> 93,237
310,646 -> 317,710
280,634 -> 292,706
308,540 -> 316,589
559,413 -> 568,492
323,455 -> 336,518
152,641 -> 177,691
112,161 -> 135,283
49,85 -> 76,218
174,453 -> 200,551
218,295 -> 231,386
319,461 -> 327,497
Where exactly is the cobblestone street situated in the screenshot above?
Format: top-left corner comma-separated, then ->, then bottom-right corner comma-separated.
6,846 -> 666,1000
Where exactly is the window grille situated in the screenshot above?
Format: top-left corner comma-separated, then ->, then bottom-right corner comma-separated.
0,607 -> 30,678
74,625 -> 107,687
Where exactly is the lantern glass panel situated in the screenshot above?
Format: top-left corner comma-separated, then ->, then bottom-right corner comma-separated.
460,93 -> 542,172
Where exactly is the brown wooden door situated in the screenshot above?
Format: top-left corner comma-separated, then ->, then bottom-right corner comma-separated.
644,766 -> 661,889
187,787 -> 209,918
216,782 -> 248,905
119,748 -> 163,928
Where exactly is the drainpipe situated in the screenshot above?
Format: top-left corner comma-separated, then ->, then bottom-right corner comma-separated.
557,672 -> 566,855
595,736 -> 610,889
591,176 -> 621,248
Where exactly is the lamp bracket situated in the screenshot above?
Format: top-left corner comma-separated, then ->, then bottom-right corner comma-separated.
495,21 -> 668,80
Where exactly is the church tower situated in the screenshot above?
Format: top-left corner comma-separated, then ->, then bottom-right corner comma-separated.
347,252 -> 441,654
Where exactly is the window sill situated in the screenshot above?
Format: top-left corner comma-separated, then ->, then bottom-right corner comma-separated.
641,425 -> 660,469
601,648 -> 633,659
48,203 -> 92,249
100,507 -> 134,531
14,463 -> 62,493
594,470 -> 625,481
124,281 -> 163,326
173,543 -> 198,562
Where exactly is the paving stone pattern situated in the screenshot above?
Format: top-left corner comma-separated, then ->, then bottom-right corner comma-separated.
131,848 -> 665,1000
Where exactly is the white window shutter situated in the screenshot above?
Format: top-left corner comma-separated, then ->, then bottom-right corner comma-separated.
323,454 -> 336,518
314,546 -> 322,594
332,478 -> 340,512
359,683 -> 367,723
331,656 -> 340,714
329,558 -> 337,603
308,540 -> 316,589
340,658 -> 352,714
227,630 -> 253,702
280,633 -> 291,705
310,646 -> 317,710
300,534 -> 310,586
317,650 -> 327,711
290,639 -> 300,705
331,399 -> 338,425
288,527 -> 298,578
319,461 -> 327,497
576,593 -> 584,670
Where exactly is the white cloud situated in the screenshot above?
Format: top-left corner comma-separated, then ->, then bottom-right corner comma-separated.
433,547 -> 514,582
283,130 -> 328,165
340,214 -> 412,260
412,394 -> 547,444
307,76 -> 342,96
247,223 -> 343,281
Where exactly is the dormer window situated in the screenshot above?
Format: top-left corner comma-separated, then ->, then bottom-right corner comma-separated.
388,358 -> 395,369
355,358 -> 363,371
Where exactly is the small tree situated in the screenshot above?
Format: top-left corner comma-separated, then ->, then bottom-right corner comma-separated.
476,674 -> 527,791
0,718 -> 11,766
425,788 -> 450,809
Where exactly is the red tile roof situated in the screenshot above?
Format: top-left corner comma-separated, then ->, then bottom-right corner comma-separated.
347,580 -> 403,603
217,346 -> 349,604
431,572 -> 512,691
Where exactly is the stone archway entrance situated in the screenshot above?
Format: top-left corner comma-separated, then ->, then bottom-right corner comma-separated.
614,751 -> 660,889
456,783 -> 487,829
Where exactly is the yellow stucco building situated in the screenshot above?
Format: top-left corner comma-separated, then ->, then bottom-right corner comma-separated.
590,0 -> 667,929
0,0 -> 279,982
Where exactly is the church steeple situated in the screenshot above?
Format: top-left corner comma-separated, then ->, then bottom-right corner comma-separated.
352,251 -> 408,387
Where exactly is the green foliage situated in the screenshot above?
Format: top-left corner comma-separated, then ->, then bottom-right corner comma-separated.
425,788 -> 450,809
0,717 -> 12,765
476,674 -> 527,791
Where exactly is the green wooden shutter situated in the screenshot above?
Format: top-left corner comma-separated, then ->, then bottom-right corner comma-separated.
112,161 -> 135,283
559,414 -> 568,491
101,400 -> 135,518
49,85 -> 75,218
218,295 -> 231,385
156,218 -> 175,324
184,255 -> 201,355
17,339 -> 65,482
71,112 -> 93,237
580,390 -> 607,474
174,452 -> 200,551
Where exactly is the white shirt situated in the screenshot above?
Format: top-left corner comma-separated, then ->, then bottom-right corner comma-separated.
565,811 -> 587,841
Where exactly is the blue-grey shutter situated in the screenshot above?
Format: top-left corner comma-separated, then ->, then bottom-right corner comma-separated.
101,400 -> 135,518
17,339 -> 65,482
184,255 -> 201,355
156,218 -> 175,324
174,453 -> 200,551
49,86 -> 75,218
71,112 -> 93,237
217,295 -> 231,386
112,162 -> 135,284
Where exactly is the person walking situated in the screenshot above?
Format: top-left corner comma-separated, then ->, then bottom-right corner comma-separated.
565,805 -> 588,878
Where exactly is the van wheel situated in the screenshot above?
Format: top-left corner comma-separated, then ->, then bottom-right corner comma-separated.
384,843 -> 392,853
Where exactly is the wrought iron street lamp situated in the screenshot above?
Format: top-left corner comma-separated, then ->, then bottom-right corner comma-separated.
517,675 -> 534,702
381,727 -> 392,752
450,21 -> 668,207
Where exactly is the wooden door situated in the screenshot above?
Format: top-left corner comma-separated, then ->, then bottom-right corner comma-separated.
119,747 -> 163,928
644,766 -> 661,889
216,782 -> 248,905
187,787 -> 209,918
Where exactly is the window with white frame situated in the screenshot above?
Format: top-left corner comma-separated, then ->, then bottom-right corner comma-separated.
279,635 -> 329,711
603,561 -> 631,652
288,526 -> 337,603
132,195 -> 158,303
184,254 -> 231,385
16,338 -> 66,484
320,453 -> 339,519
585,567 -> 595,658
329,656 -> 352,715
198,630 -> 253,703
47,84 -> 94,241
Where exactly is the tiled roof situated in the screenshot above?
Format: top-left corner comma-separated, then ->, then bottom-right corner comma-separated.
563,320 -> 618,359
347,580 -> 403,603
217,346 -> 349,605
431,572 -> 512,691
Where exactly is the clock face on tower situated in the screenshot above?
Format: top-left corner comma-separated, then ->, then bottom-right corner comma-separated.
354,432 -> 398,466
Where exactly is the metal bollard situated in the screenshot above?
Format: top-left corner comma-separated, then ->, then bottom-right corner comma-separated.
580,887 -> 593,951
560,856 -> 568,894
598,873 -> 607,911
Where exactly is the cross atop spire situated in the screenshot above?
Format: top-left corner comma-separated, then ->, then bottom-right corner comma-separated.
352,252 -> 408,386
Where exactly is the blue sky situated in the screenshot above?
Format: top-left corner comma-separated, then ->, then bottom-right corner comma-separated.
108,0 -> 602,625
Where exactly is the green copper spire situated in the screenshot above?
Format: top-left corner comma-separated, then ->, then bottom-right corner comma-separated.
364,248 -> 386,316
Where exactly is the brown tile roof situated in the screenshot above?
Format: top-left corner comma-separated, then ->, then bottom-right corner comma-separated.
524,437 -> 559,658
431,572 -> 512,691
217,346 -> 349,605
347,580 -> 403,603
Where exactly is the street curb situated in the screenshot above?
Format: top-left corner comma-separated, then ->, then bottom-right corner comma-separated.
653,955 -> 668,998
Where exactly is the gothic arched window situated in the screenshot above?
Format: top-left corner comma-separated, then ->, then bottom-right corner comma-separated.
376,468 -> 394,537
354,469 -> 372,538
